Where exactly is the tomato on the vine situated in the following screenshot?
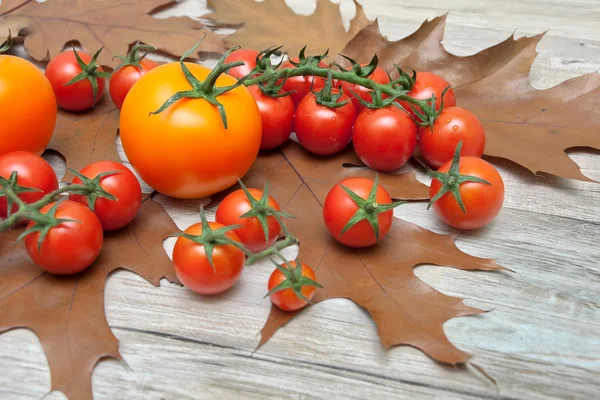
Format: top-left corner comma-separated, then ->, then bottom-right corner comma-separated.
352,107 -> 417,172
398,71 -> 456,119
294,89 -> 357,156
419,107 -> 486,169
280,57 -> 328,104
224,48 -> 259,79
110,45 -> 159,110
268,261 -> 318,311
0,151 -> 59,219
24,200 -> 104,275
0,55 -> 57,155
69,161 -> 142,231
247,86 -> 294,150
341,65 -> 390,112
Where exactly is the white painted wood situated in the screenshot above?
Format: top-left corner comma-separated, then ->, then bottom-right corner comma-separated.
1,0 -> 599,399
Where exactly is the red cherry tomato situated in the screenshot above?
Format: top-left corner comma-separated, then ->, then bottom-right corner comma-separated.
215,187 -> 281,253
341,65 -> 390,112
45,49 -> 107,111
110,59 -> 159,109
247,86 -> 295,150
431,157 -> 504,230
24,200 -> 104,275
0,151 -> 58,219
280,58 -> 328,104
224,48 -> 259,79
70,161 -> 142,231
268,261 -> 317,311
172,221 -> 245,295
294,89 -> 357,156
419,107 -> 486,169
323,177 -> 395,247
352,107 -> 417,172
399,72 -> 456,120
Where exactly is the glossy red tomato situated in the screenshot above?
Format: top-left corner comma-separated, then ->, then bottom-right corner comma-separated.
399,72 -> 456,120
280,58 -> 328,104
294,90 -> 357,156
247,86 -> 295,150
268,261 -> 317,311
323,177 -> 395,247
341,65 -> 390,112
172,221 -> 245,295
45,49 -> 107,111
352,107 -> 417,172
0,151 -> 58,219
24,200 -> 104,275
224,49 -> 260,79
431,157 -> 504,230
110,58 -> 159,109
419,107 -> 486,168
215,187 -> 281,253
69,161 -> 142,231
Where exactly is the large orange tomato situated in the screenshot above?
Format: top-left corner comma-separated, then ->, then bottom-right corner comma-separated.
119,62 -> 262,199
0,55 -> 57,155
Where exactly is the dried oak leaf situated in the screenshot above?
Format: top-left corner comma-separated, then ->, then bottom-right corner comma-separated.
204,0 -> 371,58
339,15 -> 600,182
0,15 -> 29,41
0,196 -> 180,400
0,0 -> 226,67
238,142 -> 506,364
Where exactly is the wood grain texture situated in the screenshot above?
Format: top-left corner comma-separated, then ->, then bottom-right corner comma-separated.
1,0 -> 599,399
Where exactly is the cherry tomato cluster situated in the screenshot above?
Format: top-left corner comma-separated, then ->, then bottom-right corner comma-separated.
0,151 -> 142,275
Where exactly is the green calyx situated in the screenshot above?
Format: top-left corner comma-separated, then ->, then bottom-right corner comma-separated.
171,205 -> 251,271
405,85 -> 452,131
339,174 -> 405,242
427,141 -> 492,213
112,41 -> 157,73
264,259 -> 323,303
150,34 -> 246,129
64,47 -> 111,106
313,69 -> 349,108
0,30 -> 13,53
0,171 -> 42,218
69,168 -> 121,211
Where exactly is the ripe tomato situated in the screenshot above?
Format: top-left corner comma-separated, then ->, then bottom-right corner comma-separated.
69,161 -> 142,231
172,221 -> 245,295
280,58 -> 328,104
247,86 -> 294,150
294,90 -> 357,156
431,157 -> 504,230
224,48 -> 259,79
24,200 -> 104,275
341,65 -> 390,112
215,187 -> 281,253
45,49 -> 108,111
0,55 -> 57,156
419,107 -> 486,169
119,62 -> 262,199
110,59 -> 159,110
399,72 -> 456,119
352,107 -> 417,172
268,261 -> 317,311
0,151 -> 59,219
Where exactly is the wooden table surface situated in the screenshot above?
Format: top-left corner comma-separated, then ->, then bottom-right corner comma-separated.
1,0 -> 599,399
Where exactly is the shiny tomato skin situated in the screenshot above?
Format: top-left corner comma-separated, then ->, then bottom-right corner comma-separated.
172,222 -> 245,295
248,86 -> 295,150
341,65 -> 390,112
215,188 -> 281,253
431,157 -> 504,230
419,107 -> 486,169
0,55 -> 57,156
281,58 -> 328,105
45,50 -> 106,111
0,151 -> 59,219
24,200 -> 104,275
109,59 -> 159,109
69,161 -> 142,231
352,107 -> 417,172
294,90 -> 357,156
224,49 -> 260,79
399,72 -> 456,119
119,62 -> 262,199
323,177 -> 394,247
268,261 -> 317,311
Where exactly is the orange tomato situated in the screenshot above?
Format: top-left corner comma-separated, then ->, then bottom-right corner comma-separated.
119,62 -> 262,199
0,55 -> 57,155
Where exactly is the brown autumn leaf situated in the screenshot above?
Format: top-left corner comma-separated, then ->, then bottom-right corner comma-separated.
0,196 -> 180,400
204,0 -> 372,58
237,142 -> 507,364
0,16 -> 29,42
339,15 -> 600,182
0,0 -> 226,67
